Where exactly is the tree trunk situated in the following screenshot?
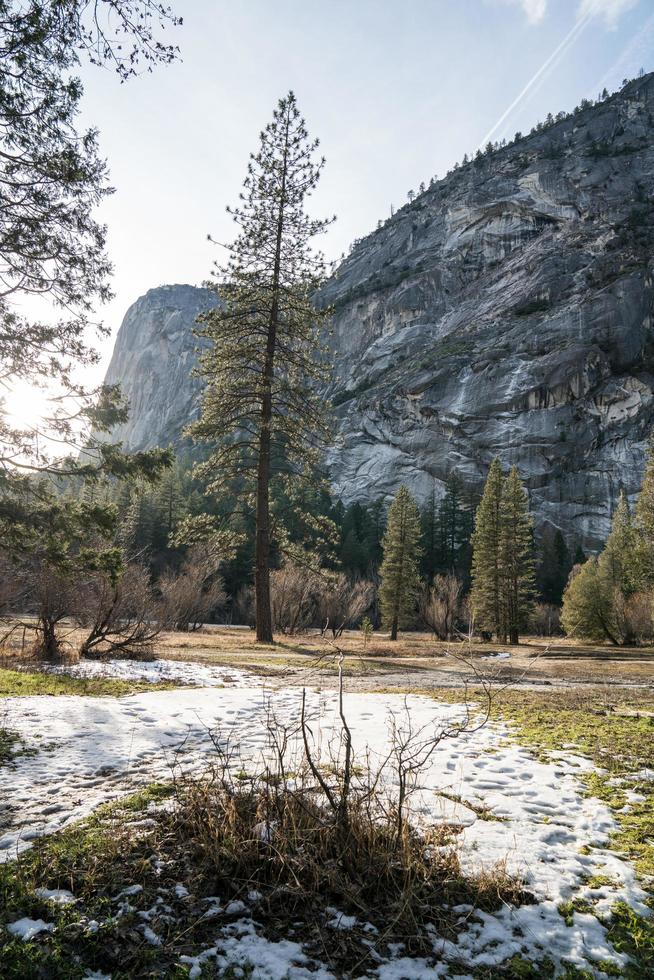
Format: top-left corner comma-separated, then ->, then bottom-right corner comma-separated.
390,615 -> 398,641
255,407 -> 274,643
254,105 -> 290,644
40,618 -> 60,661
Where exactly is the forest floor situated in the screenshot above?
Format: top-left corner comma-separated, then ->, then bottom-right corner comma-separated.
0,632 -> 653,977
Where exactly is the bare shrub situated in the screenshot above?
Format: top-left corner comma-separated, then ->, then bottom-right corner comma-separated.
270,562 -> 320,634
613,589 -> 654,646
530,602 -> 561,637
419,574 -> 463,640
317,573 -> 375,638
5,564 -> 77,661
159,543 -> 227,631
232,584 -> 255,628
166,646 -> 521,965
74,563 -> 160,659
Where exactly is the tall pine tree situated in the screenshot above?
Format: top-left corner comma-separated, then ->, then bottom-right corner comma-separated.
499,466 -> 536,644
470,459 -> 505,639
192,93 -> 333,642
379,486 -> 422,641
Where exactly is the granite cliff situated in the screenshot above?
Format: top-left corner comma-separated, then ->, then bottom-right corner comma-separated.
104,74 -> 654,547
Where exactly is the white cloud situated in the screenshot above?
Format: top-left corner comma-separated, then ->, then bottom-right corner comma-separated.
577,0 -> 638,29
490,0 -> 547,25
518,0 -> 548,24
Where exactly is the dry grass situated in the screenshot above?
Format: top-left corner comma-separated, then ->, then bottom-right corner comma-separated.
2,617 -> 654,689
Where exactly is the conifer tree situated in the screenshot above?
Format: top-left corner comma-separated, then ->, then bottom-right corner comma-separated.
379,486 -> 422,640
562,493 -> 640,645
499,466 -> 536,643
634,446 -> 654,586
561,558 -> 617,643
601,492 -> 640,594
420,483 -> 440,581
192,93 -> 333,642
470,459 -> 505,639
537,526 -> 572,604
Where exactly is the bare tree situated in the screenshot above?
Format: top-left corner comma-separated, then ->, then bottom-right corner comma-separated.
419,574 -> 463,640
74,563 -> 160,658
270,562 -> 320,635
530,602 -> 561,637
4,564 -> 77,660
317,574 -> 375,638
159,543 -> 226,632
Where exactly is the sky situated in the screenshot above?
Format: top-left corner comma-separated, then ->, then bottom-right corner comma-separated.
6,0 -> 654,424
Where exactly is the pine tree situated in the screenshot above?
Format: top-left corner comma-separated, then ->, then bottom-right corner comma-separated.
193,92 -> 333,643
562,493 -> 642,645
379,486 -> 422,640
537,527 -> 572,605
470,459 -> 505,639
420,482 -> 440,581
561,558 -> 617,644
440,473 -> 466,571
499,466 -> 536,643
634,446 -> 654,586
601,492 -> 640,594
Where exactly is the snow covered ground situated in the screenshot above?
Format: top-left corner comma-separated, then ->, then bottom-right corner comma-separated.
38,655 -> 253,687
1,661 -> 649,976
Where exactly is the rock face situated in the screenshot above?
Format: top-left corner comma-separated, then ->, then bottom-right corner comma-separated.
105,75 -> 654,547
103,284 -> 217,453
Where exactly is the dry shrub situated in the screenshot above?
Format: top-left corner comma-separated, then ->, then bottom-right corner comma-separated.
317,573 -> 375,638
270,561 -> 320,634
5,564 -> 77,661
420,574 -> 463,640
613,589 -> 654,645
530,602 -> 561,637
74,563 -> 160,659
166,654 -> 524,961
159,543 -> 226,631
171,754 -> 529,960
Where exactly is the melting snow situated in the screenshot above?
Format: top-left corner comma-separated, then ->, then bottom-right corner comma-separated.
0,668 -> 649,975
6,917 -> 54,940
39,656 -> 250,688
34,887 -> 75,905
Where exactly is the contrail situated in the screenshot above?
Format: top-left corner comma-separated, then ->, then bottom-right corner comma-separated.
477,10 -> 594,149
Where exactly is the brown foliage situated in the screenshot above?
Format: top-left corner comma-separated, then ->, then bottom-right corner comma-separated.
419,574 -> 463,640
159,543 -> 226,631
74,563 -> 161,658
270,562 -> 320,634
317,573 -> 375,638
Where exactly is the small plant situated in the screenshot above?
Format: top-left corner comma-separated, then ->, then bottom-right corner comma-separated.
360,616 -> 373,648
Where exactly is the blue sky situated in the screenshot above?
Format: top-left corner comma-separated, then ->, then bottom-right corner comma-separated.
7,0 -> 654,421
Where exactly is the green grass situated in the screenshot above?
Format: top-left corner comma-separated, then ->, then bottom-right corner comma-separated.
0,784 -> 179,979
0,667 -> 181,699
0,727 -> 34,767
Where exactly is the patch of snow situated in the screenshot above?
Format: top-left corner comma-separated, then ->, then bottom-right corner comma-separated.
140,924 -> 162,946
115,884 -> 142,900
224,899 -> 247,916
179,918 -> 334,980
1,682 -> 648,974
6,917 -> 54,940
39,657 -> 250,688
325,906 -> 357,930
34,887 -> 75,905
